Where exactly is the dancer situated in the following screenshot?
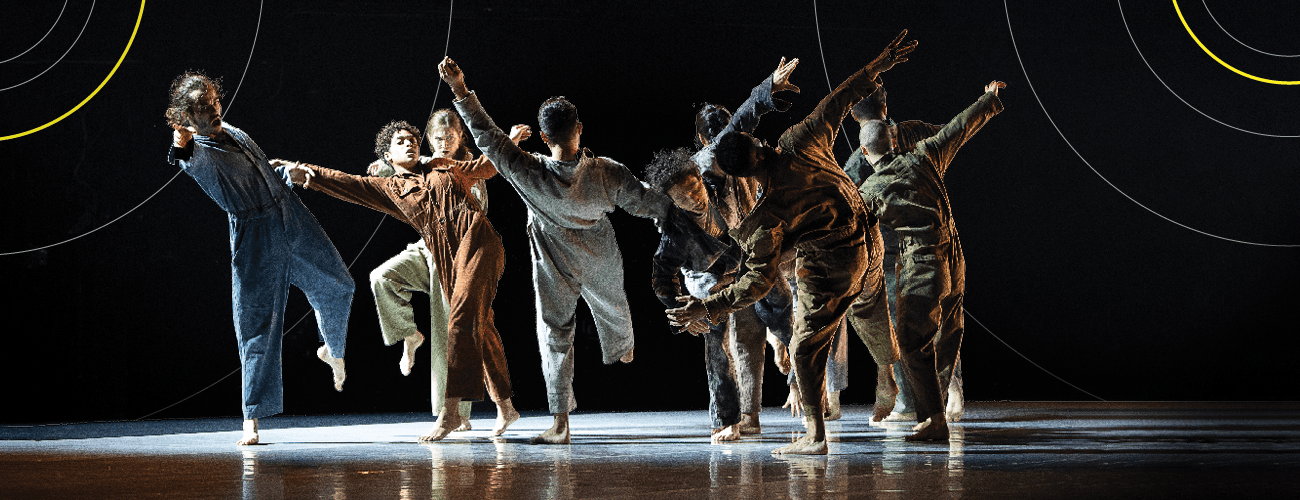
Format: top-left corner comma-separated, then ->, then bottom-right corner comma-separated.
679,59 -> 802,436
164,71 -> 353,446
844,86 -> 965,423
279,118 -> 528,441
439,56 -> 673,445
648,148 -> 748,442
859,80 -> 1005,441
668,31 -> 916,455
365,110 -> 489,431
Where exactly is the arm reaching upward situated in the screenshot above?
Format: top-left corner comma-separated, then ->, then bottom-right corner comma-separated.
782,30 -> 917,154
921,81 -> 1005,178
440,57 -> 548,185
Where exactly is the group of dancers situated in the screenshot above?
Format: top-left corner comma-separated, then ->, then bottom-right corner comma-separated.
164,30 -> 1003,455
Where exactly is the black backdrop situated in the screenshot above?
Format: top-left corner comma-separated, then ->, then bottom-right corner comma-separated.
2,1 -> 1297,425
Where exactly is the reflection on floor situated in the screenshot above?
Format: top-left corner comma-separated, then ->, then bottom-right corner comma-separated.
3,402 -> 1299,499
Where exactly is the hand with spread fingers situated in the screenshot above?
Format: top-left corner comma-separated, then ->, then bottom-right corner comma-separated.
771,57 -> 801,94
868,29 -> 919,76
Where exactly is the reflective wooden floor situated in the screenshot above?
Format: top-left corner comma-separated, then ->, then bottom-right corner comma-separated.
4,402 -> 1299,499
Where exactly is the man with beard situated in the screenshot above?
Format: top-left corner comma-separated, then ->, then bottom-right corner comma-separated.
165,71 -> 353,446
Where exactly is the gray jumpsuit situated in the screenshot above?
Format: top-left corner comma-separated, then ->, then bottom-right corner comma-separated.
455,92 -> 672,413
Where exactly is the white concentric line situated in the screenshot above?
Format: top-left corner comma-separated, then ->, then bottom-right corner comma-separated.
1202,0 -> 1300,58
0,0 -> 68,64
1007,0 -> 1300,247
1117,1 -> 1300,138
0,0 -> 93,92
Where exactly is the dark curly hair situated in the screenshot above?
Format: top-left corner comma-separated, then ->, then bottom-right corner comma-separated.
851,85 -> 887,122
426,108 -> 473,160
538,96 -> 579,145
694,103 -> 731,148
164,71 -> 223,127
643,148 -> 697,195
714,131 -> 761,178
374,120 -> 421,164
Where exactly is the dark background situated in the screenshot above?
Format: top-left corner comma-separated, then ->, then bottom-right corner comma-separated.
2,1 -> 1296,425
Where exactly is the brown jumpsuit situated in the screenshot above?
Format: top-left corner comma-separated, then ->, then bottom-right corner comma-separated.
307,157 -> 512,402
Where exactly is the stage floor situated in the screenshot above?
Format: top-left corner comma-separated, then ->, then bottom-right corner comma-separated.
3,402 -> 1299,499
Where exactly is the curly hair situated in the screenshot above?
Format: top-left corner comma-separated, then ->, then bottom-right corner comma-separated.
426,108 -> 473,160
538,96 -> 579,145
373,120 -> 422,163
714,131 -> 761,178
643,148 -> 697,195
694,103 -> 731,148
164,71 -> 223,127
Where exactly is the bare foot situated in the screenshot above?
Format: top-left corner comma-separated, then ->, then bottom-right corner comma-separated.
739,412 -> 762,434
884,411 -> 917,422
237,418 -> 259,446
824,390 -> 842,421
871,364 -> 898,422
906,413 -> 949,442
400,332 -> 424,376
772,434 -> 828,455
418,411 -> 462,442
529,414 -> 570,445
494,398 -> 520,436
946,379 -> 965,422
711,424 -> 741,443
316,346 -> 346,392
620,348 -> 634,363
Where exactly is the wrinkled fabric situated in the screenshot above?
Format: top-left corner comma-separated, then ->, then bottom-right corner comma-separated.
306,155 -> 511,403
369,152 -> 487,414
686,75 -> 795,413
172,123 -> 353,420
702,63 -> 900,414
651,207 -> 746,426
455,92 -> 671,413
846,119 -> 943,413
860,91 -> 1003,420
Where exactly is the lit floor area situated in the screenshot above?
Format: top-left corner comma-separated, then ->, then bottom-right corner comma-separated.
3,402 -> 1299,499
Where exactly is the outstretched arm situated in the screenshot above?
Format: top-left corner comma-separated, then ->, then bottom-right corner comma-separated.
783,30 -> 918,152
274,160 -> 409,223
718,57 -> 801,140
922,80 -> 1005,178
440,57 -> 545,185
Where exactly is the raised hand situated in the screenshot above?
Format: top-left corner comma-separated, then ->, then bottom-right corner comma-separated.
509,124 -> 532,145
984,80 -> 1006,95
437,57 -> 469,99
772,57 -> 801,94
868,29 -> 918,75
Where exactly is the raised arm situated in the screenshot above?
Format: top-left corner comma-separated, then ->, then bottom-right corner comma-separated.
782,30 -> 917,152
919,81 -> 1005,178
719,58 -> 801,139
439,57 -> 546,184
